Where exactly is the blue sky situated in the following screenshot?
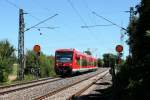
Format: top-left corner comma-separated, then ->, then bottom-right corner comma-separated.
0,0 -> 139,58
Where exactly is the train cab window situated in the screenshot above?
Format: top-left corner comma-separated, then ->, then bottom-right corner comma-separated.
55,51 -> 73,62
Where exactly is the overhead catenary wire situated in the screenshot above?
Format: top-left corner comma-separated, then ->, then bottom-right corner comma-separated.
81,24 -> 114,28
4,0 -> 53,22
67,0 -> 88,26
32,0 -> 53,13
4,0 -> 40,21
67,0 -> 116,55
82,0 -> 97,25
5,0 -> 19,9
67,0 -> 101,42
81,1 -> 115,29
92,11 -> 128,32
25,14 -> 58,32
29,0 -> 59,29
4,0 -> 59,32
33,26 -> 59,29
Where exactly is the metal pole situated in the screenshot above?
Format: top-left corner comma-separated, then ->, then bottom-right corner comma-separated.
17,9 -> 25,80
129,7 -> 134,56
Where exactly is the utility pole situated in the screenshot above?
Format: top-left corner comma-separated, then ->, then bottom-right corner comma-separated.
18,9 -> 25,80
17,9 -> 58,80
129,7 -> 135,56
125,7 -> 135,56
129,7 -> 135,25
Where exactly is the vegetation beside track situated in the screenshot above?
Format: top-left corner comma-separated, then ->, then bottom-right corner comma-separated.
0,40 -> 56,84
113,1 -> 150,100
25,50 -> 56,78
0,40 -> 16,83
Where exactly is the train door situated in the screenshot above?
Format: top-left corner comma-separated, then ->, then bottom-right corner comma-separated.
80,56 -> 82,68
75,54 -> 80,68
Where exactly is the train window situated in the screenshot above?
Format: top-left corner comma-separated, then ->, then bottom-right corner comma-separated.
94,61 -> 97,66
90,61 -> 93,66
55,51 -> 73,62
87,60 -> 90,66
82,58 -> 87,66
76,56 -> 80,65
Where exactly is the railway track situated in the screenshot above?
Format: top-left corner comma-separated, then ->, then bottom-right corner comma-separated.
0,68 -> 109,100
35,69 -> 109,100
68,72 -> 110,100
0,77 -> 61,95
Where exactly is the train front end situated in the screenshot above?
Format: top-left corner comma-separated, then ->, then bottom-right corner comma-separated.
55,49 -> 73,76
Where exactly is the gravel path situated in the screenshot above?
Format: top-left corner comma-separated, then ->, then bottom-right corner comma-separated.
75,72 -> 112,100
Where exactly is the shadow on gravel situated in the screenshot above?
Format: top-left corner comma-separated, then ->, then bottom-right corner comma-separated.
73,83 -> 113,100
95,82 -> 111,85
60,70 -> 95,78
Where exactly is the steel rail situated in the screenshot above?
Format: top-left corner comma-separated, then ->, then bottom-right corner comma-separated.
67,71 -> 109,100
0,77 -> 62,95
35,70 -> 108,100
0,77 -> 56,89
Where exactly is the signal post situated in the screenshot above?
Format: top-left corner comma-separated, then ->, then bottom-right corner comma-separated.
33,44 -> 41,78
112,45 -> 123,99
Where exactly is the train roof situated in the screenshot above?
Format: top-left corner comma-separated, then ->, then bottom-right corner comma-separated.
55,48 -> 75,52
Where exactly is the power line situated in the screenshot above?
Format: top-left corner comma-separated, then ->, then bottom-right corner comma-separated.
32,0 -> 52,13
25,14 -> 58,32
67,0 -> 87,26
92,11 -> 128,32
4,0 -> 58,31
4,0 -> 40,21
81,24 -> 114,28
81,1 -> 114,29
4,0 -> 19,9
67,0 -> 94,41
82,0 -> 97,25
34,26 -> 59,29
67,0 -> 101,42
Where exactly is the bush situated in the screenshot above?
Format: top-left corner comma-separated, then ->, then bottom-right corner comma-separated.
39,54 -> 55,77
25,50 -> 56,78
0,40 -> 16,82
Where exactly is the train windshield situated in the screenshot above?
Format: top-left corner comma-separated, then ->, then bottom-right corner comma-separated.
55,51 -> 73,62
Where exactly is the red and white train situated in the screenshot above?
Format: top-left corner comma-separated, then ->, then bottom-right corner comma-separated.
54,49 -> 98,75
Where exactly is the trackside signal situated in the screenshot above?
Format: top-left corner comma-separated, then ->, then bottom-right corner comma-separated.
116,45 -> 123,53
33,44 -> 41,53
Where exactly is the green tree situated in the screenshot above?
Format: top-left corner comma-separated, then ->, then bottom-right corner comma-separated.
0,40 -> 16,82
115,1 -> 150,99
129,1 -> 150,99
97,58 -> 103,67
25,50 -> 55,78
84,50 -> 92,55
39,53 -> 55,77
103,53 -> 117,67
25,50 -> 37,74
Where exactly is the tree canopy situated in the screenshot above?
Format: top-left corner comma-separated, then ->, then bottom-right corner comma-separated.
115,0 -> 150,99
103,53 -> 117,67
25,50 -> 55,78
0,40 -> 16,82
84,50 -> 92,55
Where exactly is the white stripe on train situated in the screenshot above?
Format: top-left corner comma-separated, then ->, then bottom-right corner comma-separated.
72,67 -> 98,72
